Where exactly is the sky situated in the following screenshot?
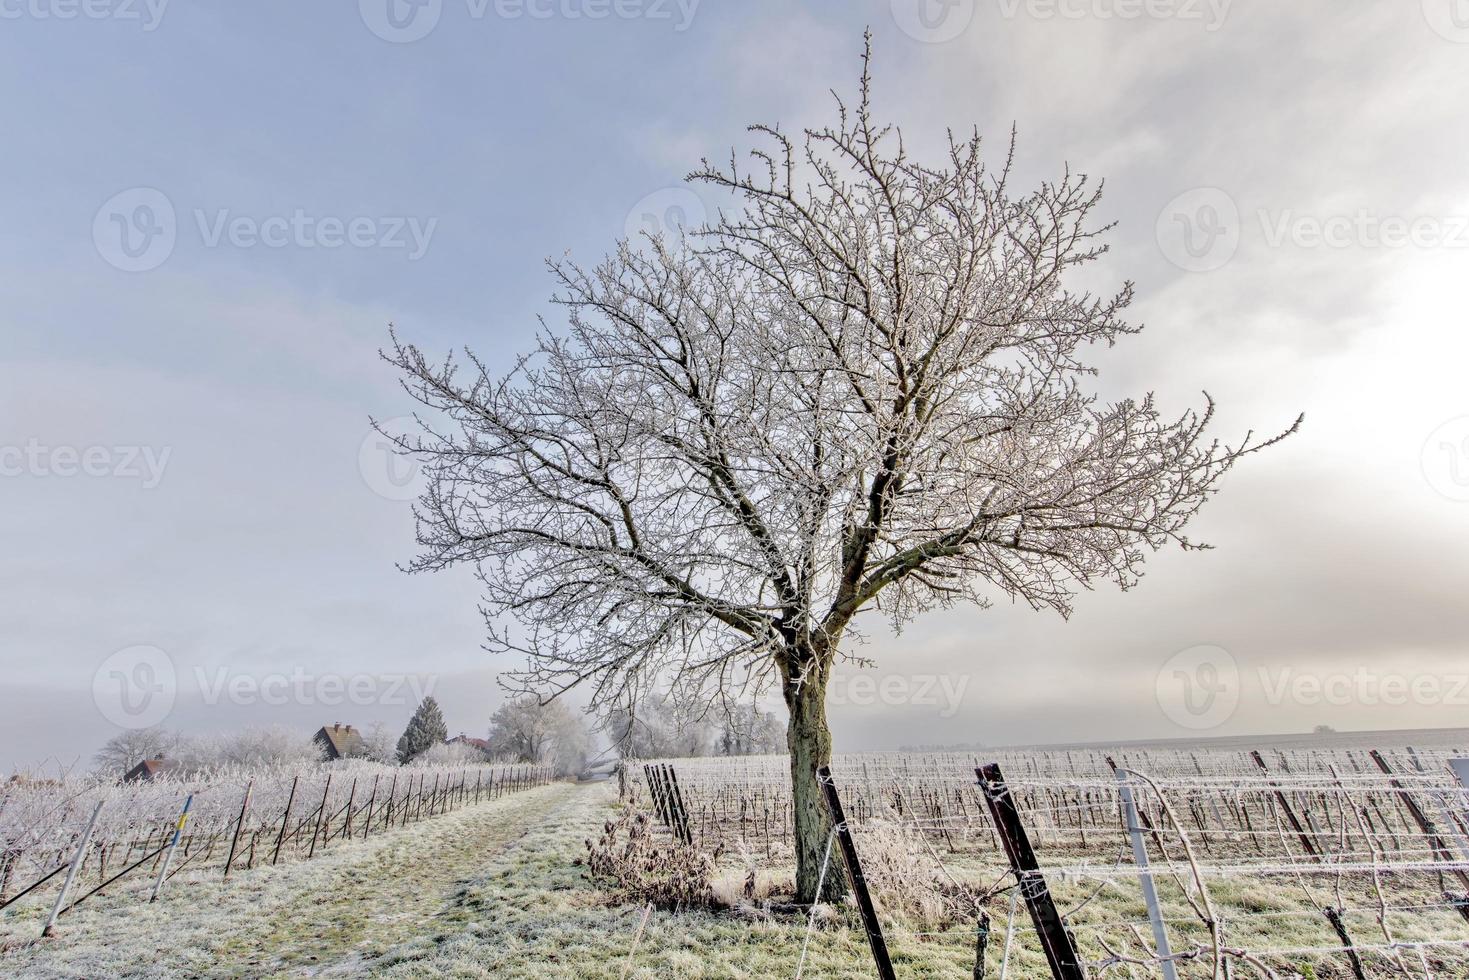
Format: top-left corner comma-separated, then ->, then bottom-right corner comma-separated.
2,0 -> 1467,773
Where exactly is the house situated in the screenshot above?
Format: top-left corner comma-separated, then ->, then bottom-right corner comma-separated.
314,723 -> 367,761
447,734 -> 493,758
124,756 -> 180,782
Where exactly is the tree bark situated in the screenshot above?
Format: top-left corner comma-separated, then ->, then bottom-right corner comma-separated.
784,658 -> 848,904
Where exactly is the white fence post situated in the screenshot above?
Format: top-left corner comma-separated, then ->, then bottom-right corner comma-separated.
1114,767 -> 1179,980
42,800 -> 103,937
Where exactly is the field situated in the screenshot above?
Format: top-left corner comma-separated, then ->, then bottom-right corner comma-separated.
5,733 -> 1469,978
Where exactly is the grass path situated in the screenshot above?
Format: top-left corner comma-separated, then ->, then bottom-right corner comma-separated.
1,782 -> 581,979
5,779 -> 976,978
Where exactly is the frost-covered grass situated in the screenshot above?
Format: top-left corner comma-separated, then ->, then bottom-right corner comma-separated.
8,755 -> 1469,978
0,783 -> 573,979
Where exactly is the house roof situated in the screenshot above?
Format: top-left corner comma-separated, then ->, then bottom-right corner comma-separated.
314,723 -> 366,760
124,757 -> 180,781
448,734 -> 491,751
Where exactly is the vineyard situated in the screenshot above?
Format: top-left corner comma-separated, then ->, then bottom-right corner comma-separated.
633,741 -> 1469,978
0,759 -> 551,939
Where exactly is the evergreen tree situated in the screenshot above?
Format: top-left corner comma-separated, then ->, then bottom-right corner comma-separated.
396,696 -> 448,763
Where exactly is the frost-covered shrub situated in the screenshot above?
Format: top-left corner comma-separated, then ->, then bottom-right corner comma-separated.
584,807 -> 719,910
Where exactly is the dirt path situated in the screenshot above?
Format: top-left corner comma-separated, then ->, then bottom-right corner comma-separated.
2,782 -> 594,980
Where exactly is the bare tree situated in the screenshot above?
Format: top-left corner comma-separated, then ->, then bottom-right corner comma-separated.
93,726 -> 178,776
382,37 -> 1297,901
176,726 -> 322,771
487,697 -> 590,775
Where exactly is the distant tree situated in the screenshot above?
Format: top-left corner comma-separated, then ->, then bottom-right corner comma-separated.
94,726 -> 177,774
717,703 -> 785,756
360,722 -> 399,764
176,726 -> 321,771
604,690 -> 714,760
397,696 -> 448,763
383,38 -> 1297,901
410,740 -> 488,766
1313,724 -> 1338,735
487,698 -> 590,775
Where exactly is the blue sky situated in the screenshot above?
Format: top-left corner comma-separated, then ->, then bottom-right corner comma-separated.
4,1 -> 1469,771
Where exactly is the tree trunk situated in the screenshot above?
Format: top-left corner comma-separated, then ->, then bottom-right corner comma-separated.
784,663 -> 848,904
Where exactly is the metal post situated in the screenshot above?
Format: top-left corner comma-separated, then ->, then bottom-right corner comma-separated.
817,766 -> 896,980
43,801 -> 103,937
151,795 -> 193,902
1111,765 -> 1177,980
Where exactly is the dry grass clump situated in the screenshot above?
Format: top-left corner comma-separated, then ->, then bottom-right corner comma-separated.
584,807 -> 721,910
848,819 -> 987,932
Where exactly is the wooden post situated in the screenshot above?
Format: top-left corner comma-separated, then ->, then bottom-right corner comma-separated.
223,781 -> 253,879
309,774 -> 333,859
43,801 -> 103,937
341,779 -> 358,840
151,795 -> 193,902
665,766 -> 693,844
1372,750 -> 1469,890
1251,751 -> 1318,858
817,766 -> 896,980
272,775 -> 299,865
384,773 -> 398,832
361,776 -> 380,840
977,764 -> 1087,980
1109,763 -> 1177,980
